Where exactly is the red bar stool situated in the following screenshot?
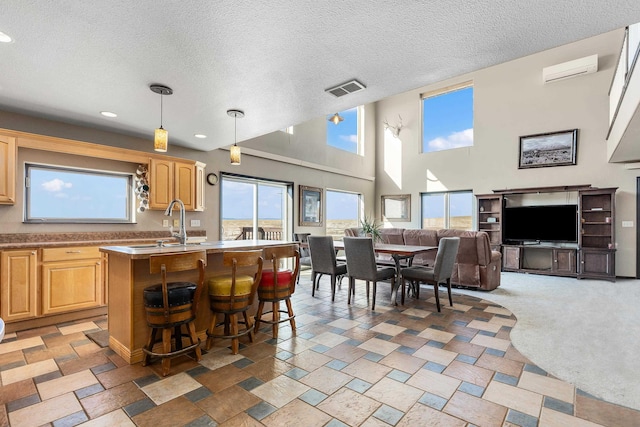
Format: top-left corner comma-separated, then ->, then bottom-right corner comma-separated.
206,250 -> 263,354
142,251 -> 206,376
254,245 -> 300,339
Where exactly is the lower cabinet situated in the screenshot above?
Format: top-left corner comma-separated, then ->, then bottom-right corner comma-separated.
502,246 -> 521,270
502,245 -> 577,277
1,249 -> 38,322
578,249 -> 616,281
41,247 -> 103,315
552,249 -> 576,276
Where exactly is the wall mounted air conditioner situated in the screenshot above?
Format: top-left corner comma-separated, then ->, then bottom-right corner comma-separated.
542,54 -> 598,84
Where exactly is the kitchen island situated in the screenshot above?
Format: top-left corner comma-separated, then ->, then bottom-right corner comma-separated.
100,240 -> 297,364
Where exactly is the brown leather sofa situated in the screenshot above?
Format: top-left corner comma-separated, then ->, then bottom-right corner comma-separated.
344,228 -> 501,291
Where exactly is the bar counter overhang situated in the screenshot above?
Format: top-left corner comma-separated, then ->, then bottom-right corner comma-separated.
99,240 -> 298,364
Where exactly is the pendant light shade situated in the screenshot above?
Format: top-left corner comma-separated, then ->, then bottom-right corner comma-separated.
329,112 -> 344,125
150,84 -> 173,152
227,109 -> 245,165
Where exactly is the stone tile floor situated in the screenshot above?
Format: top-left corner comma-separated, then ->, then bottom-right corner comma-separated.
1,274 -> 639,427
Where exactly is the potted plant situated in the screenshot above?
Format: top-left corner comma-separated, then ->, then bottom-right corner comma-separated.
360,215 -> 382,241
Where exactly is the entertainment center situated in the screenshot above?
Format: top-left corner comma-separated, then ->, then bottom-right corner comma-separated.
476,185 -> 616,281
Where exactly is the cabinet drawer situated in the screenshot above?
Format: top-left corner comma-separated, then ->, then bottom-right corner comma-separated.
42,246 -> 100,262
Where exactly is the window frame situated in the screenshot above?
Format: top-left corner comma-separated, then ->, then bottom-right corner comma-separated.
24,162 -> 134,224
421,82 -> 474,154
420,190 -> 474,230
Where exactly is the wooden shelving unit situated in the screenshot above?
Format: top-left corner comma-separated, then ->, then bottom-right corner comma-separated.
578,188 -> 617,281
476,194 -> 503,251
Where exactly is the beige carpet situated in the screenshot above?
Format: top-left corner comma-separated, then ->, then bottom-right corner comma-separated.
454,272 -> 640,411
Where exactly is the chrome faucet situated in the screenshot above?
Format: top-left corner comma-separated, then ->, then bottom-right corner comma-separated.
165,199 -> 187,245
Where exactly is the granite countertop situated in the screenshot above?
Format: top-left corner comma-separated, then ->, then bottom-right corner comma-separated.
0,231 -> 207,250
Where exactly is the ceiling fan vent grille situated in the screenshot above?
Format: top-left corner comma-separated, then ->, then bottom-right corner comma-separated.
325,80 -> 366,97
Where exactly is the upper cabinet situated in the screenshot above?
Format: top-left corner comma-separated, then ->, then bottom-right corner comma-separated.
0,134 -> 16,204
149,158 -> 205,211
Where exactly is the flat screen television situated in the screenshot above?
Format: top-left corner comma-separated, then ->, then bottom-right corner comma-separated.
503,204 -> 578,243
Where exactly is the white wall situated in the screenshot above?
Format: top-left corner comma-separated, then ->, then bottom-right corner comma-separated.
375,28 -> 638,276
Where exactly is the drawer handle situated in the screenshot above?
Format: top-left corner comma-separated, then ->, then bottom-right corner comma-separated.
66,250 -> 82,254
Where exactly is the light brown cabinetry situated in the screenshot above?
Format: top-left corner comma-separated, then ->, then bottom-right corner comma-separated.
1,249 -> 38,321
149,158 -> 205,211
41,246 -> 103,315
578,188 -> 616,281
0,134 -> 16,204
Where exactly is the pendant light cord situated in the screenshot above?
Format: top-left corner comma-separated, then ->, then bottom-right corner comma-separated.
160,94 -> 164,129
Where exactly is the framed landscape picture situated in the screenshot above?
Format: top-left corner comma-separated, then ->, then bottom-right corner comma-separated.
381,194 -> 411,221
299,185 -> 323,226
519,129 -> 578,169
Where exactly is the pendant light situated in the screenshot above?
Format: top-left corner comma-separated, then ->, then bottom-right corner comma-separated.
228,109 -> 244,165
150,84 -> 173,152
329,112 -> 344,125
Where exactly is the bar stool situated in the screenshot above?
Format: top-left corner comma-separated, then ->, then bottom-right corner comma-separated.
254,245 -> 300,339
142,251 -> 206,376
206,250 -> 263,354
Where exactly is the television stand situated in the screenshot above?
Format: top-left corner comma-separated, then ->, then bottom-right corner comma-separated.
502,244 -> 577,277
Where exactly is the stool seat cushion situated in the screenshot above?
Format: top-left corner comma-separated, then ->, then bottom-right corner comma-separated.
143,282 -> 196,307
208,275 -> 254,296
260,270 -> 294,288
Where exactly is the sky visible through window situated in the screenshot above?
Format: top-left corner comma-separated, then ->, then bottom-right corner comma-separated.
27,165 -> 129,221
422,191 -> 473,218
326,190 -> 358,220
327,107 -> 358,153
423,86 -> 473,153
221,179 -> 284,219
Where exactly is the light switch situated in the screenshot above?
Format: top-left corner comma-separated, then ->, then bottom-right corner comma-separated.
173,219 -> 180,227
162,219 -> 169,227
191,219 -> 201,227
622,220 -> 634,228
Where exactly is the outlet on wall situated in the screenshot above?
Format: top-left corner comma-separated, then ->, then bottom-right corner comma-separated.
162,219 -> 169,227
191,219 -> 200,227
622,220 -> 634,228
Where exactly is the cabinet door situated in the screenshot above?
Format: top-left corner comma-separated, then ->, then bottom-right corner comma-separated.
1,250 -> 38,321
174,161 -> 196,211
0,134 -> 16,204
578,249 -> 615,281
149,158 -> 173,209
502,246 -> 521,270
553,249 -> 576,275
194,163 -> 206,212
41,259 -> 102,315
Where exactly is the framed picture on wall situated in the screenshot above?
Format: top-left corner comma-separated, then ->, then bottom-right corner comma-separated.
299,185 -> 323,226
518,129 -> 578,169
381,194 -> 411,221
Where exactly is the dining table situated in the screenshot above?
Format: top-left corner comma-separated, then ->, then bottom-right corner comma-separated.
332,240 -> 438,305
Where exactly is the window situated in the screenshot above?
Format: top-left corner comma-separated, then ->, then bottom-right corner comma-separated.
422,83 -> 473,153
220,174 -> 293,241
326,190 -> 361,240
327,106 -> 362,154
25,163 -> 133,223
421,191 -> 473,230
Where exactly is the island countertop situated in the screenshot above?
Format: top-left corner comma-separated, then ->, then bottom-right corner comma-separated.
101,239 -> 299,364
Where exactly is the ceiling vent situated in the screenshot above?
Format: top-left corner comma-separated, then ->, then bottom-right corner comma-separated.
542,54 -> 598,84
325,79 -> 366,97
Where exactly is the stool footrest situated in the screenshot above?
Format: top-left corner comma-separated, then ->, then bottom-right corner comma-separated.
256,310 -> 295,325
142,339 -> 201,360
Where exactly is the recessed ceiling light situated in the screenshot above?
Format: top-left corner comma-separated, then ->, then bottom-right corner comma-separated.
100,111 -> 117,118
194,134 -> 207,139
0,31 -> 13,43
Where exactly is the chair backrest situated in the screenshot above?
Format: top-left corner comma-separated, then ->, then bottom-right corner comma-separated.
308,236 -> 339,274
262,245 -> 300,292
293,232 -> 311,257
149,250 -> 207,315
222,249 -> 264,303
343,237 -> 378,281
433,237 -> 460,281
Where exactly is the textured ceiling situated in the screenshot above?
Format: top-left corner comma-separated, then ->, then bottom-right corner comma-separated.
0,1 -> 639,152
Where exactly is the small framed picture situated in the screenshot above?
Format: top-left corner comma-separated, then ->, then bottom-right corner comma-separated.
519,129 -> 578,169
299,185 -> 323,226
381,194 -> 411,221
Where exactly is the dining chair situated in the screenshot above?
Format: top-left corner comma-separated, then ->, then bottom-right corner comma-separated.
293,232 -> 312,282
142,250 -> 206,376
206,250 -> 263,354
400,237 -> 460,311
255,245 -> 300,339
308,236 -> 347,302
343,237 -> 396,310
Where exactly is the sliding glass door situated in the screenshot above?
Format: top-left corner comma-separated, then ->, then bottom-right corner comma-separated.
220,174 -> 292,241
